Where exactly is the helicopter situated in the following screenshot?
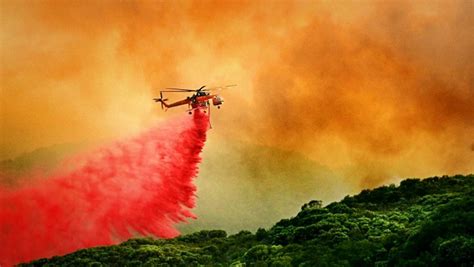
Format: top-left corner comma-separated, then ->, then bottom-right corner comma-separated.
153,84 -> 235,115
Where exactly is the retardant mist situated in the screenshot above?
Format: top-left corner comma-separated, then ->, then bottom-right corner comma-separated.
0,112 -> 209,266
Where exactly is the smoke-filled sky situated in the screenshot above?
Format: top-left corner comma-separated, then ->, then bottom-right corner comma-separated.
1,0 -> 473,231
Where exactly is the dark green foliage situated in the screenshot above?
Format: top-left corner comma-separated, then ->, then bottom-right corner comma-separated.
22,174 -> 474,266
255,228 -> 269,241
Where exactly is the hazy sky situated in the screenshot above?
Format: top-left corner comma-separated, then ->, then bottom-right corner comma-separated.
1,0 -> 473,231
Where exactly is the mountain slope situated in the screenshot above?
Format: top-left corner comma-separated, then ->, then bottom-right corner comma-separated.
22,174 -> 474,266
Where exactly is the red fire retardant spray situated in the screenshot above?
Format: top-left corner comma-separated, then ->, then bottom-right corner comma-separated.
0,112 -> 209,266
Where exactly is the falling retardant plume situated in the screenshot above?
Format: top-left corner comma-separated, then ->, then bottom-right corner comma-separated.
0,112 -> 209,266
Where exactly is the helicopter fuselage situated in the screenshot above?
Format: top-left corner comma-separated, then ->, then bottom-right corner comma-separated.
154,85 -> 230,112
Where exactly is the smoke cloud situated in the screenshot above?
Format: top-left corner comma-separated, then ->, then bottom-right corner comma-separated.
0,112 -> 209,266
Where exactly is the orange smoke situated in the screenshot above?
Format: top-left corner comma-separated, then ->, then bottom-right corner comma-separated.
1,1 -> 472,192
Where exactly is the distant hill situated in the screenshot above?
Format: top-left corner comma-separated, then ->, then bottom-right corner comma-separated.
0,143 -> 83,185
22,174 -> 474,266
182,140 -> 345,234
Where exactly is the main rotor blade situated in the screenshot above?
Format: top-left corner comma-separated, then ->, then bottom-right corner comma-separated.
164,87 -> 197,92
202,84 -> 237,91
161,89 -> 195,93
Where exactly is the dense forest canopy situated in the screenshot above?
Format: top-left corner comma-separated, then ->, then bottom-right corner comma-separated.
23,174 -> 474,266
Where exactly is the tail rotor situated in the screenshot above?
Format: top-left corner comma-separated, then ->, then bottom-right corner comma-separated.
153,91 -> 168,110
160,92 -> 164,109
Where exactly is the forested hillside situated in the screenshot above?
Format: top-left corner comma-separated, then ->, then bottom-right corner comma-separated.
23,174 -> 474,266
